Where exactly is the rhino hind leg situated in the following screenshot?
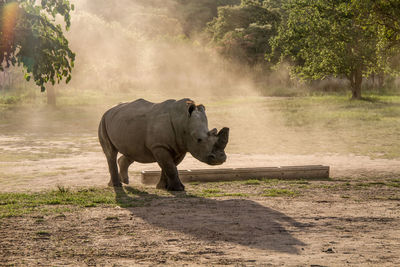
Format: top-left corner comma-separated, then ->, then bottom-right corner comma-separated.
118,155 -> 133,184
98,118 -> 122,187
102,149 -> 121,187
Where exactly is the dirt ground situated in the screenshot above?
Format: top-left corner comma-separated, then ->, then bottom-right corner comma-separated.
1,134 -> 400,266
1,182 -> 400,266
1,133 -> 400,192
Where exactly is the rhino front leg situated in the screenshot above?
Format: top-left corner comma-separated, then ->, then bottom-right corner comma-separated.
118,155 -> 134,184
157,154 -> 185,189
153,148 -> 185,191
156,170 -> 168,189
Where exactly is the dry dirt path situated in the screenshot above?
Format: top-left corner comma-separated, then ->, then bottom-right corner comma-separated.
1,148 -> 400,192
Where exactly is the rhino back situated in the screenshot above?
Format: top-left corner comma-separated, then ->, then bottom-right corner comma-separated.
103,99 -> 184,163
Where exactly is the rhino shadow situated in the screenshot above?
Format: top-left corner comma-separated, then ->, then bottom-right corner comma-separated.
114,186 -> 306,254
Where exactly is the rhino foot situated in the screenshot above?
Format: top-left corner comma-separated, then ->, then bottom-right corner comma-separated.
156,178 -> 167,189
120,175 -> 129,184
108,180 -> 122,187
166,182 -> 185,191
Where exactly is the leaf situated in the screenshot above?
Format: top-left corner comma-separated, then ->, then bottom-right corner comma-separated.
24,73 -> 31,81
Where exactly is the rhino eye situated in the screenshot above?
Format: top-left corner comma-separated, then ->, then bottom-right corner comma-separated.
197,138 -> 202,143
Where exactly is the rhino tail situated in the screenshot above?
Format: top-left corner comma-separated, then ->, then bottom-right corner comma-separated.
98,113 -> 117,157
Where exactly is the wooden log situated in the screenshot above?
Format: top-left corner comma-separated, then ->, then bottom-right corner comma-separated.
140,165 -> 330,185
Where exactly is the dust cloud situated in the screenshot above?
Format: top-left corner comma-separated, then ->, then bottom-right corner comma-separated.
66,0 -> 260,101
61,0 -> 292,156
1,0 -> 344,159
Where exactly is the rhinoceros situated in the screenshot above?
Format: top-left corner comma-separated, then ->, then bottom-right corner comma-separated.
98,98 -> 229,191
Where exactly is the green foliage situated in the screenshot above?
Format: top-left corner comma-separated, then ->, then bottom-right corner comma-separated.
207,1 -> 280,65
353,0 -> 400,51
0,0 -> 75,92
173,0 -> 241,36
269,0 -> 400,99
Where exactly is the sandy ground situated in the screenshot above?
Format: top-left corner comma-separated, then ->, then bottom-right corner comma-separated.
1,135 -> 400,266
1,185 -> 399,266
1,149 -> 400,192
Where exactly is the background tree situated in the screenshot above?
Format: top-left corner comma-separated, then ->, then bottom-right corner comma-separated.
0,0 -> 75,105
353,0 -> 400,88
269,0 -> 399,99
207,0 -> 280,66
173,0 -> 241,37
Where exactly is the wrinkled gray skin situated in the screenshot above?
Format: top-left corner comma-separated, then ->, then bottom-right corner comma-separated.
98,98 -> 229,191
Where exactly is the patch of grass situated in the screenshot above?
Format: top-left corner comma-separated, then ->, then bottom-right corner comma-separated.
265,94 -> 400,158
199,188 -> 222,197
243,179 -> 261,185
356,182 -> 386,187
262,188 -> 297,197
262,179 -> 281,185
0,186 -> 156,218
222,193 -> 249,197
288,180 -> 310,185
202,188 -> 222,194
57,185 -> 70,193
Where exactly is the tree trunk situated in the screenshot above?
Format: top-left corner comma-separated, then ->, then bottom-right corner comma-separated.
377,73 -> 384,89
350,68 -> 362,99
47,85 -> 56,106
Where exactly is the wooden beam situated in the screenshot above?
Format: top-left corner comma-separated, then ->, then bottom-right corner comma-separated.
140,165 -> 330,185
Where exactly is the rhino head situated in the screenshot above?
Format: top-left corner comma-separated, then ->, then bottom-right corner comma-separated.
185,102 -> 229,165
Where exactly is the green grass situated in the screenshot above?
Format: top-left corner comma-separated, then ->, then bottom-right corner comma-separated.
243,179 -> 261,185
261,94 -> 400,158
0,184 -> 258,217
262,188 -> 297,197
1,91 -> 400,159
0,186 -> 155,218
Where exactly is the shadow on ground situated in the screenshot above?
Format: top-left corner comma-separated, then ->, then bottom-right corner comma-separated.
114,186 -> 306,254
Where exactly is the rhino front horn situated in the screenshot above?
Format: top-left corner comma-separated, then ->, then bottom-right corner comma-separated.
216,127 -> 229,149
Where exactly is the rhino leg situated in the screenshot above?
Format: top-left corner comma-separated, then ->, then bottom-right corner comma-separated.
156,154 -> 185,189
98,118 -> 122,187
153,149 -> 185,191
156,170 -> 168,189
118,155 -> 133,184
106,153 -> 121,187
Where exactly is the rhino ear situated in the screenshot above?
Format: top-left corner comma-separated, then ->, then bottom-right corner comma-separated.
197,104 -> 205,112
208,128 -> 217,136
188,103 -> 196,117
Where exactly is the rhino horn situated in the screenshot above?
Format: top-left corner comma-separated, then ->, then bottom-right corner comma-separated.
215,127 -> 229,150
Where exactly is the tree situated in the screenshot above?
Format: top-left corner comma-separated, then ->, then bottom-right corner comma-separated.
269,0 -> 398,99
354,0 -> 400,47
0,0 -> 75,104
207,0 -> 280,65
173,0 -> 241,37
352,0 -> 400,85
